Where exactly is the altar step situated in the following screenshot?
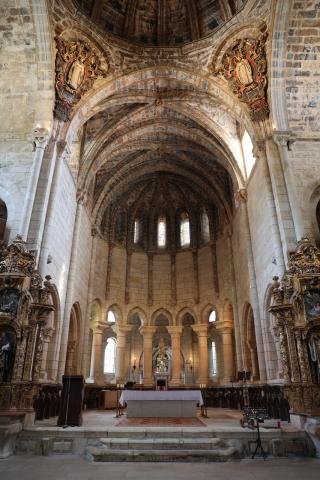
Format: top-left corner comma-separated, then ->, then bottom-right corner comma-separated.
86,436 -> 243,462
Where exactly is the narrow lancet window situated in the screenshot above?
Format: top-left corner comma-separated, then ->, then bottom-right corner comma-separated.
180,212 -> 190,247
158,216 -> 166,247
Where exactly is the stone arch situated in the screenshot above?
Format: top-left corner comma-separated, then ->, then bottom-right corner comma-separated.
0,198 -> 8,242
201,303 -> 218,324
242,301 -> 260,381
0,185 -> 15,242
65,302 -> 82,375
309,184 -> 320,245
106,303 -> 123,325
90,298 -> 102,325
176,307 -> 197,326
151,308 -> 173,326
127,307 -> 147,326
223,300 -> 235,326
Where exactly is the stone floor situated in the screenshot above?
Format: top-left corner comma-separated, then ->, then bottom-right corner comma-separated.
0,456 -> 320,480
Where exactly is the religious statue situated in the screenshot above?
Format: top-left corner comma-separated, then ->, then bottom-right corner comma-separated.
155,337 -> 168,373
304,291 -> 320,320
67,56 -> 85,90
309,333 -> 320,382
0,330 -> 14,382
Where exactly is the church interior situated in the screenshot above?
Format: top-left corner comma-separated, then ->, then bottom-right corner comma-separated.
0,0 -> 320,474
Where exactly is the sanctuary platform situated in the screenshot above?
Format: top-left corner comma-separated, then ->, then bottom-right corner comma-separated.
15,408 -> 316,462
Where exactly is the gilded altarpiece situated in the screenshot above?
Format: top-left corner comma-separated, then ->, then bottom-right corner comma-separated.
0,236 -> 54,414
269,238 -> 320,414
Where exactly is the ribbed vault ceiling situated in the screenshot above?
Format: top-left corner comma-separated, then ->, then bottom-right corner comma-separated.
74,0 -> 247,46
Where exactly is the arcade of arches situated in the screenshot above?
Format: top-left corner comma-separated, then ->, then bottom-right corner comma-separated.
1,0 -> 320,423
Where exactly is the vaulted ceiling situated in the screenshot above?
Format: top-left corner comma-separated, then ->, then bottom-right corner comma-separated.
74,0 -> 247,46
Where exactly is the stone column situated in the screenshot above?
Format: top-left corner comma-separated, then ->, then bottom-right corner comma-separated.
139,326 -> 156,386
65,341 -> 76,375
20,128 -> 49,240
82,227 -> 100,376
273,131 -> 304,241
167,326 -> 183,385
57,193 -> 85,380
249,346 -> 259,381
192,324 -> 209,384
116,325 -> 132,382
148,253 -> 153,306
170,254 -> 177,306
226,229 -> 242,371
92,327 -> 104,383
105,243 -> 114,300
218,326 -> 235,384
39,327 -> 54,381
237,189 -> 267,381
124,250 -> 132,304
192,250 -> 200,304
210,241 -> 219,295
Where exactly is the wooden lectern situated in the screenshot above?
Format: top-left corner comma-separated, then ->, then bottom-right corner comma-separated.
57,375 -> 84,427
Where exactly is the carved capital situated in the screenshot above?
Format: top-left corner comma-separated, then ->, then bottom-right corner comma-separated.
273,130 -> 297,151
32,127 -> 50,150
235,188 -> 248,204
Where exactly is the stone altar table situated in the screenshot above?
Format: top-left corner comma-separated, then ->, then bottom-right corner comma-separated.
119,390 -> 203,418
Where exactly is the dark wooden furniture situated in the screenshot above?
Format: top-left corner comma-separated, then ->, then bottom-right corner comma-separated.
57,375 -> 84,427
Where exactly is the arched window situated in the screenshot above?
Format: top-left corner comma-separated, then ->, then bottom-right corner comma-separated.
133,218 -> 141,244
201,209 -> 210,242
209,310 -> 217,323
157,215 -> 166,247
211,341 -> 217,375
242,130 -> 255,177
0,199 -> 8,242
104,337 -> 116,374
106,309 -> 116,324
180,212 -> 190,247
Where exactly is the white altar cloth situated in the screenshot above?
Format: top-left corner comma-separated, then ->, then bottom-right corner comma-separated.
119,390 -> 203,418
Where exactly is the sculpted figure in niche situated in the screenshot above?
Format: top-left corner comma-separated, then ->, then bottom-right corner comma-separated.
67,54 -> 85,90
309,333 -> 320,383
0,330 -> 15,382
156,338 -> 168,373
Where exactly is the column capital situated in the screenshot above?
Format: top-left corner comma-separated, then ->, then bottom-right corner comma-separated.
139,326 -> 157,337
31,127 -> 50,149
116,325 -> 132,336
252,140 -> 266,159
273,130 -> 296,150
215,321 -> 233,334
235,188 -> 248,204
167,326 -> 183,337
191,324 -> 208,336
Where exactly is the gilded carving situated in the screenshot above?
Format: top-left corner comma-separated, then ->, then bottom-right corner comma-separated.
214,33 -> 269,121
269,238 -> 320,414
0,235 -> 35,276
54,37 -> 108,121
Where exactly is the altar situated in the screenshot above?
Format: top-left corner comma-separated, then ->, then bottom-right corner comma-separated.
119,390 -> 203,418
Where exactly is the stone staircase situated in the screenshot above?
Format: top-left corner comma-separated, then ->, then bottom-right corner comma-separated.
86,431 -> 244,462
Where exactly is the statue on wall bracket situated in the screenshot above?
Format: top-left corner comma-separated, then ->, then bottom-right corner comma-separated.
54,37 -> 108,122
213,33 -> 269,122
